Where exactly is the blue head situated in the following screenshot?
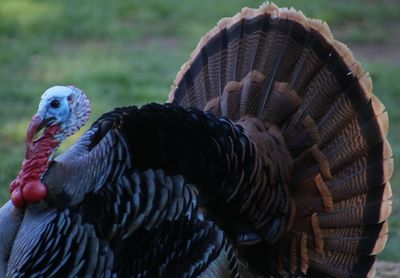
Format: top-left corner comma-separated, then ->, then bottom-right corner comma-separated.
28,86 -> 91,144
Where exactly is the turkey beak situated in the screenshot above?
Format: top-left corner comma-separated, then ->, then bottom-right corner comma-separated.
25,113 -> 54,157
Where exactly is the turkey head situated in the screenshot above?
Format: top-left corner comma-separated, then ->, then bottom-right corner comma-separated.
9,86 -> 91,208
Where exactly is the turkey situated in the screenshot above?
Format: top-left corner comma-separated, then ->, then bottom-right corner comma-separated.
0,2 -> 393,277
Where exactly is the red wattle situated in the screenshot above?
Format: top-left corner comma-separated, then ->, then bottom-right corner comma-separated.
22,181 -> 48,202
11,187 -> 25,208
9,179 -> 20,193
10,123 -> 61,207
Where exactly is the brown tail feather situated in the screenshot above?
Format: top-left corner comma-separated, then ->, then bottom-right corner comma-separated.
307,250 -> 377,278
318,221 -> 388,255
168,2 -> 392,277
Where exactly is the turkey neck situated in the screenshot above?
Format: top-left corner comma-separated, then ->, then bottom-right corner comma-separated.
10,125 -> 61,207
42,128 -> 107,207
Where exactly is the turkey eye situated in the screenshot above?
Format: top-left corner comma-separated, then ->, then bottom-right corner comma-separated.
50,99 -> 61,109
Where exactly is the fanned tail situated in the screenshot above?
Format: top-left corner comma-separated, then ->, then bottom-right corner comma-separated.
168,2 -> 392,277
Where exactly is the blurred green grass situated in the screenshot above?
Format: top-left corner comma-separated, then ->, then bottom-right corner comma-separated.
0,0 -> 399,261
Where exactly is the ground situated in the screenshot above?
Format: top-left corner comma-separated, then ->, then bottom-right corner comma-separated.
376,261 -> 400,278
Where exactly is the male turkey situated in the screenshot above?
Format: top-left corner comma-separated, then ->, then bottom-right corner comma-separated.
0,3 -> 392,277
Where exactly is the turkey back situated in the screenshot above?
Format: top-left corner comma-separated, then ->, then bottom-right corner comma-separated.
168,3 -> 392,277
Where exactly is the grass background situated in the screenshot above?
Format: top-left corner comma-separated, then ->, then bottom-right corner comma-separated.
0,0 -> 399,261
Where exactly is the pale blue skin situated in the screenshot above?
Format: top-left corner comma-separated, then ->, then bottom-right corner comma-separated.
38,86 -> 73,126
34,85 -> 91,142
